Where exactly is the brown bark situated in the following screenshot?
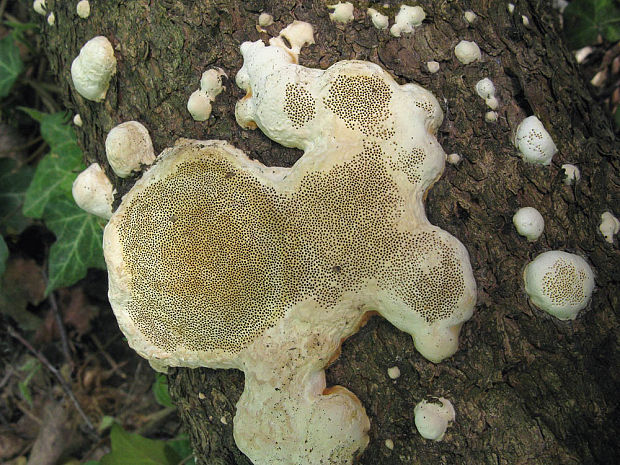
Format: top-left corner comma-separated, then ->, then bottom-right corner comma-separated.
33,0 -> 619,464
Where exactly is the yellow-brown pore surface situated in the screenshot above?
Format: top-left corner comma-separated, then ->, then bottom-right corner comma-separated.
541,259 -> 588,306
117,72 -> 466,355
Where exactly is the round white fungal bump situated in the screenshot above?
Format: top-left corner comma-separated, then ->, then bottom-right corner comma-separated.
200,68 -> 226,96
447,153 -> 462,165
328,2 -> 354,24
454,40 -> 481,64
220,416 -> 228,425
387,366 -> 401,379
33,0 -> 46,16
484,111 -> 498,122
187,90 -> 213,122
464,10 -> 477,24
427,61 -> 440,73
258,12 -> 273,27
574,46 -> 593,64
47,12 -> 55,25
508,3 -> 515,14
367,8 -> 388,30
76,0 -> 91,19
475,78 -> 495,100
513,207 -> 544,241
485,96 -> 499,110
105,121 -> 155,178
72,163 -> 114,220
73,114 -> 83,127
414,398 -> 455,441
390,5 -> 426,37
561,164 -> 580,185
522,15 -> 530,26
514,116 -> 557,165
384,439 -> 394,450
523,251 -> 594,320
71,36 -> 117,102
599,211 -> 620,244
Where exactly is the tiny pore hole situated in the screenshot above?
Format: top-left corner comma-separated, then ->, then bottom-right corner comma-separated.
281,35 -> 292,49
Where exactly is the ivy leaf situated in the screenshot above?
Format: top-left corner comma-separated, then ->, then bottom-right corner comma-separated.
152,374 -> 174,408
99,424 -> 183,465
44,196 -> 106,295
0,33 -> 23,98
23,112 -> 83,219
0,158 -> 34,235
564,0 -> 620,49
0,236 -> 8,277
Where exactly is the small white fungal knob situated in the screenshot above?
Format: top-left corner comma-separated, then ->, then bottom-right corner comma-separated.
258,12 -> 274,27
73,114 -> 83,127
464,10 -> 477,24
599,212 -> 619,244
561,164 -> 580,185
427,61 -> 440,73
77,0 -> 91,19
454,40 -> 481,64
105,121 -> 155,178
514,116 -> 557,165
328,2 -> 354,24
367,8 -> 388,30
414,398 -> 455,441
33,0 -> 46,16
387,366 -> 401,379
513,207 -> 544,241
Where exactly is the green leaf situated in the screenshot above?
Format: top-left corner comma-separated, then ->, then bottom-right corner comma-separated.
152,374 -> 174,408
0,236 -> 7,276
0,158 -> 34,235
99,415 -> 116,433
0,33 -> 23,98
44,196 -> 106,294
564,0 -> 620,49
99,424 -> 183,465
23,112 -> 83,219
18,106 -> 47,122
167,435 -> 195,465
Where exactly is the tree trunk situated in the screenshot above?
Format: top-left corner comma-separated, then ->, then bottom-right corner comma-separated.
34,0 -> 619,464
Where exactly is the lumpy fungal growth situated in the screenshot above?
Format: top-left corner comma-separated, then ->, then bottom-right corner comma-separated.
514,115 -> 557,165
561,163 -> 580,185
523,251 -> 594,320
71,36 -> 116,102
72,163 -> 114,219
104,23 -> 476,465
599,211 -> 619,243
328,2 -> 354,23
390,5 -> 426,37
367,8 -> 389,30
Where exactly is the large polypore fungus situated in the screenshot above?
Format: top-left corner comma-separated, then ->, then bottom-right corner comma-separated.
104,27 -> 476,465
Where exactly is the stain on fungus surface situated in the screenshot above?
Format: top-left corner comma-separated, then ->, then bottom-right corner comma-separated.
103,23 -> 476,465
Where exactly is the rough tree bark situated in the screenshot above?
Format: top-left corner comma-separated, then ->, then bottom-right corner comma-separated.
33,0 -> 619,464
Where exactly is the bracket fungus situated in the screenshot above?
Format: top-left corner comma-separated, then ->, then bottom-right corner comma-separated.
523,251 -> 594,320
104,24 -> 476,465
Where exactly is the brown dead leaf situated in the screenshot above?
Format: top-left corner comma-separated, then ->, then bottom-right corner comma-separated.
36,287 -> 99,343
0,258 -> 45,331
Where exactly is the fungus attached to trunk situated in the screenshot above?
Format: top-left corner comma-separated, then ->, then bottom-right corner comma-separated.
414,397 -> 455,441
105,121 -> 155,178
72,163 -> 114,219
104,24 -> 476,465
70,36 -> 116,102
514,115 -> 557,165
523,251 -> 594,320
